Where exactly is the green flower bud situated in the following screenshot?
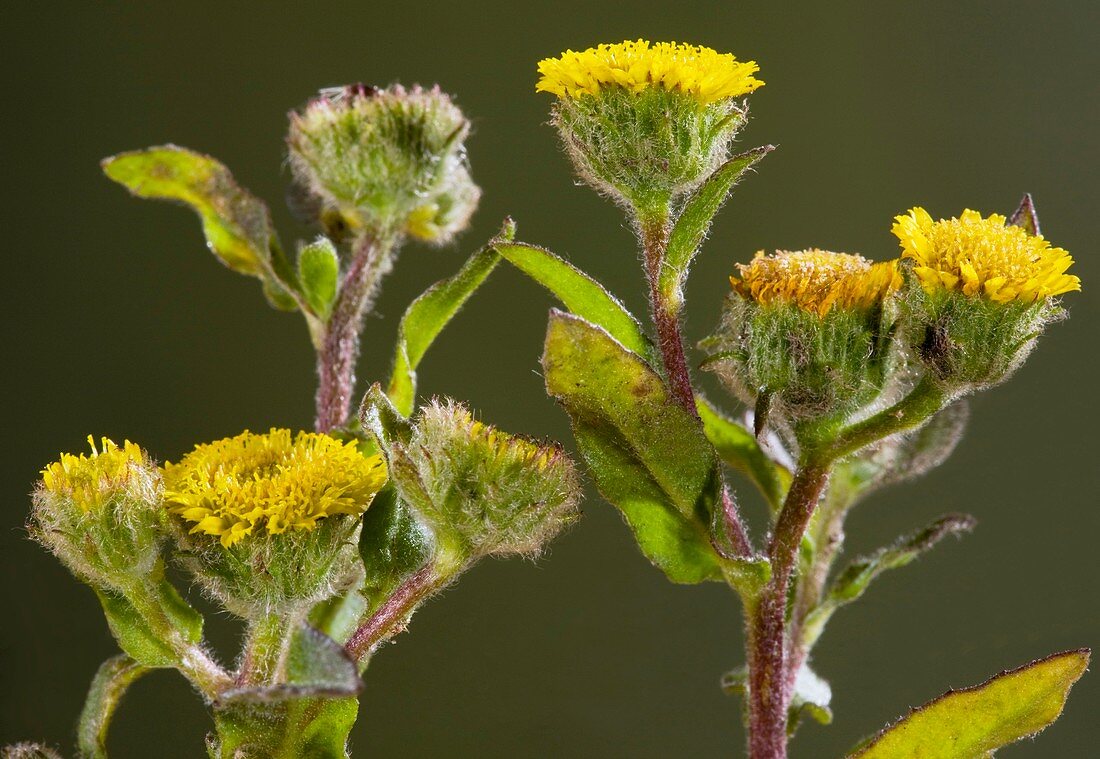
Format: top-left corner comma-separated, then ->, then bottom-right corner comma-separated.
892,206 -> 1080,392
162,429 -> 387,617
287,83 -> 480,243
701,251 -> 903,439
31,437 -> 165,590
362,391 -> 580,562
536,40 -> 764,208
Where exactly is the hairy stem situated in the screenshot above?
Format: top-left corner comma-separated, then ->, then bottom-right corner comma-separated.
747,461 -> 831,759
638,210 -> 698,415
315,233 -> 394,432
345,563 -> 445,666
236,611 -> 301,687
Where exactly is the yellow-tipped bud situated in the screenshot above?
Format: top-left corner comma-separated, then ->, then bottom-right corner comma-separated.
731,250 -> 902,318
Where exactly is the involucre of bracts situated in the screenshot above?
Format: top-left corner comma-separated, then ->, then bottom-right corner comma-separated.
287,83 -> 480,243
31,437 -> 166,591
371,398 -> 581,561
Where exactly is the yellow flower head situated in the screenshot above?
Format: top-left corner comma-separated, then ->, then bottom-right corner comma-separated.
41,437 -> 150,512
536,40 -> 763,103
163,429 -> 387,548
731,249 -> 902,317
892,208 -> 1080,303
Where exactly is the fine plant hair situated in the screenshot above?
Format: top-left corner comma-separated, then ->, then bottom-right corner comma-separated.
12,39 -> 1089,759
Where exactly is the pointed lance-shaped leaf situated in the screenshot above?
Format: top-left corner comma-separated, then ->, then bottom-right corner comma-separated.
660,145 -> 774,306
386,223 -> 512,416
542,310 -> 723,583
850,649 -> 1090,758
493,240 -> 653,362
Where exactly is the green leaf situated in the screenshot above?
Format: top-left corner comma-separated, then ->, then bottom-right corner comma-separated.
801,514 -> 975,649
1008,192 -> 1041,237
211,696 -> 358,759
77,654 -> 150,759
223,625 -> 362,704
297,237 -> 340,320
385,230 -> 507,415
660,145 -> 774,304
357,486 -> 434,612
850,649 -> 1090,758
102,145 -> 298,311
840,401 -> 969,498
697,396 -> 789,512
542,310 -> 722,583
94,571 -> 203,669
494,241 -> 652,361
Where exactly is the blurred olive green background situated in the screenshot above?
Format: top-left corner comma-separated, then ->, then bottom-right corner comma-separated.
2,2 -> 1097,756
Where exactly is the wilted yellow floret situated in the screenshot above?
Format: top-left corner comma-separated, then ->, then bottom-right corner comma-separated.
41,437 -> 148,512
893,208 -> 1080,303
536,40 -> 763,103
731,250 -> 902,317
163,429 -> 387,548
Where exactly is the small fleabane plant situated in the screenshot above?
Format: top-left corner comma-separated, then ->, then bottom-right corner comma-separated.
453,37 -> 1082,759
19,81 -> 581,759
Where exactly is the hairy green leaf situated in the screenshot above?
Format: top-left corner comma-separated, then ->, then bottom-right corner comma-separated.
542,310 -> 722,583
102,145 -> 299,310
386,229 -> 509,415
851,649 -> 1090,758
77,654 -> 149,759
494,241 -> 652,361
697,396 -> 789,512
211,695 -> 358,759
94,571 -> 203,669
660,145 -> 773,304
223,625 -> 361,704
297,237 -> 340,320
357,487 -> 434,612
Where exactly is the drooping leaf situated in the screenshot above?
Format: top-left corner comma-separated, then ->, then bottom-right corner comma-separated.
542,310 -> 722,583
77,654 -> 150,759
494,241 -> 652,361
102,145 -> 299,310
94,570 -> 203,669
385,229 -> 508,415
697,396 -> 789,512
850,649 -> 1090,758
660,145 -> 774,304
801,514 -> 975,649
1008,192 -> 1041,237
297,237 -> 340,320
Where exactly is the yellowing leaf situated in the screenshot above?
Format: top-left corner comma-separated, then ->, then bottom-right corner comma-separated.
851,649 -> 1089,759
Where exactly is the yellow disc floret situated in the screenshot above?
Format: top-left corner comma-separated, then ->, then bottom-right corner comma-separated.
892,207 -> 1080,303
41,437 -> 149,512
731,250 -> 902,317
536,40 -> 763,103
163,429 -> 387,548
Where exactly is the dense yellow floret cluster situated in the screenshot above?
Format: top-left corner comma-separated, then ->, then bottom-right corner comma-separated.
731,250 -> 902,317
163,429 -> 387,548
41,437 -> 148,512
536,40 -> 763,103
893,208 -> 1080,303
